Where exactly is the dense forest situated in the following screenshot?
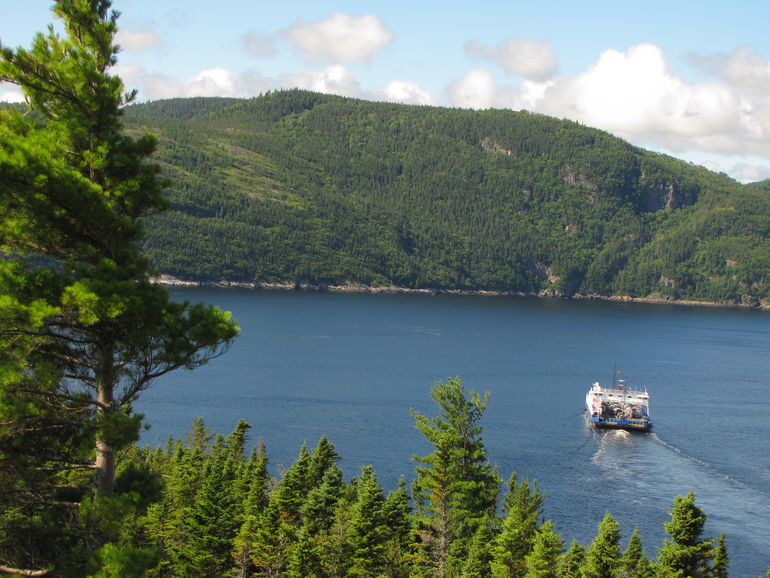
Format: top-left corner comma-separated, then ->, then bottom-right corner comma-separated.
122,91 -> 770,307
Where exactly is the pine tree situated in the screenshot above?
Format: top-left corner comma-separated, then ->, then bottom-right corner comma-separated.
347,465 -> 387,575
582,513 -> 622,578
464,521 -> 496,577
382,478 -> 414,578
557,540 -> 584,578
301,465 -> 345,534
523,520 -> 562,577
490,473 -> 545,578
656,492 -> 713,577
623,527 -> 652,578
711,532 -> 728,578
411,377 -> 501,574
273,443 -> 312,524
241,438 -> 271,518
0,1 -> 237,572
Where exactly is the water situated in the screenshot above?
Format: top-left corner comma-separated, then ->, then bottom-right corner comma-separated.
135,290 -> 770,575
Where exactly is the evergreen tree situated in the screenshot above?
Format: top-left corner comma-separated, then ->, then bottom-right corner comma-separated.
557,540 -> 585,578
411,377 -> 501,574
307,434 -> 340,487
301,464 -> 345,534
464,521 -> 496,577
523,520 -> 562,577
622,527 -> 652,578
582,513 -> 622,578
273,443 -> 312,524
711,532 -> 728,578
490,473 -> 545,578
656,492 -> 713,578
248,502 -> 289,577
347,465 -> 387,575
0,1 -> 237,573
382,478 -> 414,578
240,438 -> 271,518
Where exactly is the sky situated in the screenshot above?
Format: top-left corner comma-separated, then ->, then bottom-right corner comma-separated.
2,1 -> 770,183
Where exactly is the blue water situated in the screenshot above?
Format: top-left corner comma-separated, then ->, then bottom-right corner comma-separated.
135,290 -> 770,576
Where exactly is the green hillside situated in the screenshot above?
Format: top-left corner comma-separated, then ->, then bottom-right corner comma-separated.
123,90 -> 770,306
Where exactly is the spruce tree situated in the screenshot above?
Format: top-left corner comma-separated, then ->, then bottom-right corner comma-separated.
656,492 -> 713,577
523,520 -> 562,577
382,478 -> 414,577
0,1 -> 238,572
623,527 -> 652,578
582,513 -> 622,578
301,464 -> 345,534
411,377 -> 500,574
464,521 -> 496,577
490,473 -> 545,578
347,465 -> 387,575
557,540 -> 585,578
711,532 -> 728,578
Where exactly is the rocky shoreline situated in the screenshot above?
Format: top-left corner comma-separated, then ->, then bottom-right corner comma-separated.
150,275 -> 768,310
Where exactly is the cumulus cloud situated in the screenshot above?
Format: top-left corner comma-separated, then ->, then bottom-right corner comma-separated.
466,37 -> 558,81
447,68 -> 502,109
446,42 -> 770,180
378,80 -> 435,105
535,44 -> 769,158
184,68 -> 240,97
241,32 -> 277,59
446,68 -> 542,110
279,64 -> 362,96
115,29 -> 162,52
283,13 -> 393,63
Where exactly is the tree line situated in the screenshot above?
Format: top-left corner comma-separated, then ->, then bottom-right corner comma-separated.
122,91 -> 770,307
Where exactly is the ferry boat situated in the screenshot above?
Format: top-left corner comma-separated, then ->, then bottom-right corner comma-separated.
586,376 -> 652,431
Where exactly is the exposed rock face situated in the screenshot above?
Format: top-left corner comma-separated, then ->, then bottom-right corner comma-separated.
480,136 -> 513,155
639,179 -> 699,212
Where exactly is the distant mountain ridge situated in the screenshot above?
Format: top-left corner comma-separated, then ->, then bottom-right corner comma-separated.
121,90 -> 770,307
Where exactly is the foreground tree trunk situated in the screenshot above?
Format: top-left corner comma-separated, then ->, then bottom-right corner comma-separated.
0,1 -> 239,572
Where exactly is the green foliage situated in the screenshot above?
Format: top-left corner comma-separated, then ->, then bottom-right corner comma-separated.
491,473 -> 546,577
582,513 -> 622,578
411,377 -> 501,574
523,520 -> 563,577
622,527 -> 653,578
558,540 -> 585,578
81,389 -> 733,578
656,492 -> 714,577
117,90 -> 770,306
0,1 -> 238,574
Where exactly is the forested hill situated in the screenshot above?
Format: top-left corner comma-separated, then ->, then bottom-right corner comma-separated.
123,89 -> 770,307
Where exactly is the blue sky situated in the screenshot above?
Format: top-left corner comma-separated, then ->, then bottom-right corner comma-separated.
2,0 -> 770,182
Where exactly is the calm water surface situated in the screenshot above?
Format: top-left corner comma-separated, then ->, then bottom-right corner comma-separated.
135,290 -> 770,576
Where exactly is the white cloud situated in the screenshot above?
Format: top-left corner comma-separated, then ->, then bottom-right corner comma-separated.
731,162 -> 770,182
115,29 -> 162,52
447,68 -> 502,110
283,13 -> 393,63
279,64 -> 361,96
184,68 -> 239,97
142,74 -> 184,100
378,80 -> 435,106
446,68 -> 526,110
466,37 -> 558,81
534,43 -> 769,159
0,82 -> 24,103
445,42 -> 770,181
241,32 -> 277,59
